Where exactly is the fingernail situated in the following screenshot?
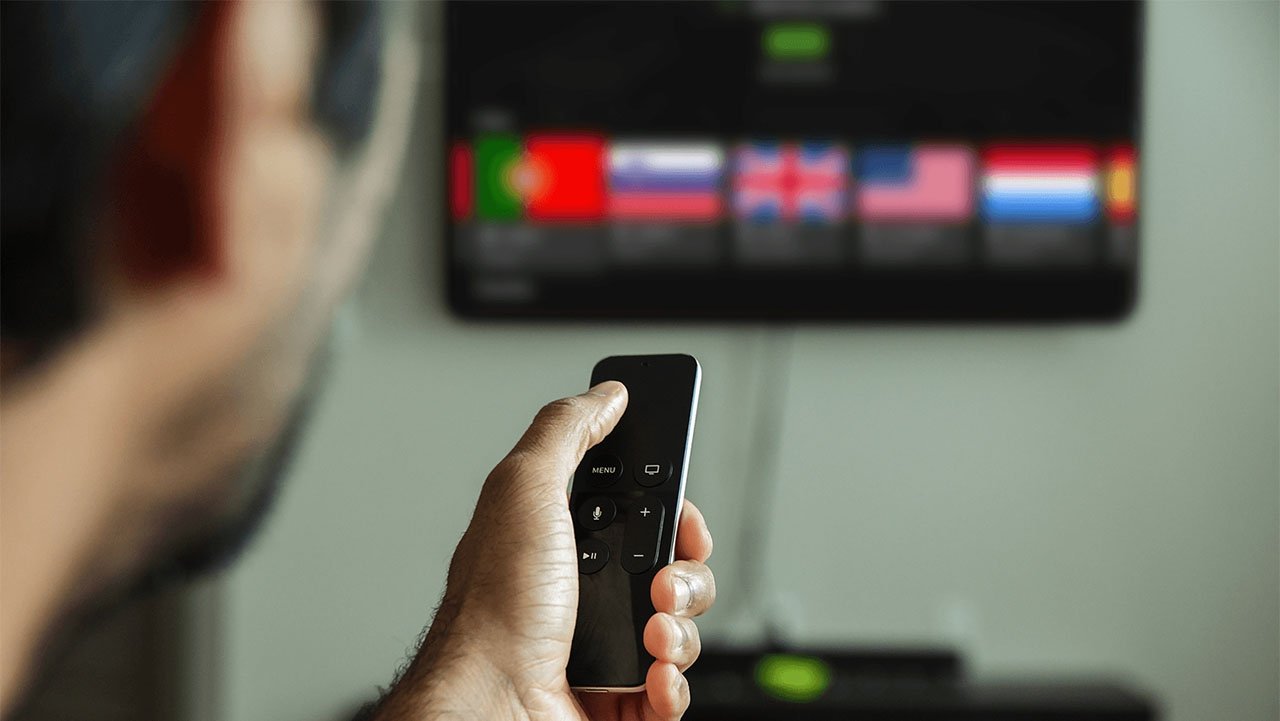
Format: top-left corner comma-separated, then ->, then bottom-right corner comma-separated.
672,574 -> 693,612
668,615 -> 689,651
673,670 -> 687,698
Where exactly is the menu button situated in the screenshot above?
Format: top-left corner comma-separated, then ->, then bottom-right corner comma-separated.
583,453 -> 624,486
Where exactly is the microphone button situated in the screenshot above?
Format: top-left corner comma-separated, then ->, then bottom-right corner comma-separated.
577,495 -> 616,531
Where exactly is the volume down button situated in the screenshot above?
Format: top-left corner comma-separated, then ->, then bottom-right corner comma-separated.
621,495 -> 665,574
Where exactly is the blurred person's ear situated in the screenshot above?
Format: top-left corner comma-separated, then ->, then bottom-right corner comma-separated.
101,1 -> 331,373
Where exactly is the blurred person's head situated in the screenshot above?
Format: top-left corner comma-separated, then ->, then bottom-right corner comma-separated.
0,0 -> 417,700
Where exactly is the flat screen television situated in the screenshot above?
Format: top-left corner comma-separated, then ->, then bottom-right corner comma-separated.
444,0 -> 1142,320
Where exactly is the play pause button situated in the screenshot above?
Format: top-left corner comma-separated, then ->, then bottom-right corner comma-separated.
577,538 -> 609,575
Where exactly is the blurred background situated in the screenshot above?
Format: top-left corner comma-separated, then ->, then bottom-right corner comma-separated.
15,2 -> 1277,721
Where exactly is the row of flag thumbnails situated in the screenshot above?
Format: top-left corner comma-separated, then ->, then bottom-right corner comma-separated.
449,136 -> 1137,226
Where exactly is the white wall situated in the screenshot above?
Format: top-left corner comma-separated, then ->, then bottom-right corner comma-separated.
211,3 -> 1279,721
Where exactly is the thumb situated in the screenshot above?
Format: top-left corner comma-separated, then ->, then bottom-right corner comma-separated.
504,381 -> 628,491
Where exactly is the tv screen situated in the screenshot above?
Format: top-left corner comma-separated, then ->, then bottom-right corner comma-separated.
444,0 -> 1141,320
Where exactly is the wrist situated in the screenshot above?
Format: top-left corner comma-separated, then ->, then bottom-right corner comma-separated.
372,601 -> 527,721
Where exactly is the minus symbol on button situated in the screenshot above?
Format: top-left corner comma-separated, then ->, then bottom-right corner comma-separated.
632,553 -> 644,557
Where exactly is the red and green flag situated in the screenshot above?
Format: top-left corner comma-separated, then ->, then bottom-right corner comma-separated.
466,133 -> 606,222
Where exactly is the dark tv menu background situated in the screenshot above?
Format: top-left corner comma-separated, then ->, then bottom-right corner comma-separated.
444,0 -> 1141,320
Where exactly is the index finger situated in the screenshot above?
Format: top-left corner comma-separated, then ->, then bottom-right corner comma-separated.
675,499 -> 712,562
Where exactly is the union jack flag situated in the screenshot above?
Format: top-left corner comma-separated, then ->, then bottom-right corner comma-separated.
733,142 -> 849,223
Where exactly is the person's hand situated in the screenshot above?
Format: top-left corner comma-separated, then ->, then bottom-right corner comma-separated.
377,382 -> 715,721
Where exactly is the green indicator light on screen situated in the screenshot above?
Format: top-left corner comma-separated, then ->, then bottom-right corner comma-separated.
754,653 -> 832,703
763,23 -> 831,60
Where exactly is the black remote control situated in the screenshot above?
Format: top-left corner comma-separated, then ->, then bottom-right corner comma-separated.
568,354 -> 701,692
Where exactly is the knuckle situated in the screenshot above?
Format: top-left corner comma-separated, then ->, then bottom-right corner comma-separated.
490,450 -> 528,479
481,453 -> 530,500
530,396 -> 592,455
676,616 -> 700,650
538,395 -> 585,423
582,411 -> 608,448
673,561 -> 716,614
674,672 -> 691,712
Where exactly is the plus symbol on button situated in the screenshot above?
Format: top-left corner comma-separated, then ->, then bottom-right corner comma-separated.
640,507 -> 651,517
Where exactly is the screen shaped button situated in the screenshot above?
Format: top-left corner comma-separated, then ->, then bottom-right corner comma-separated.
634,460 -> 672,487
621,495 -> 666,574
578,538 -> 609,575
